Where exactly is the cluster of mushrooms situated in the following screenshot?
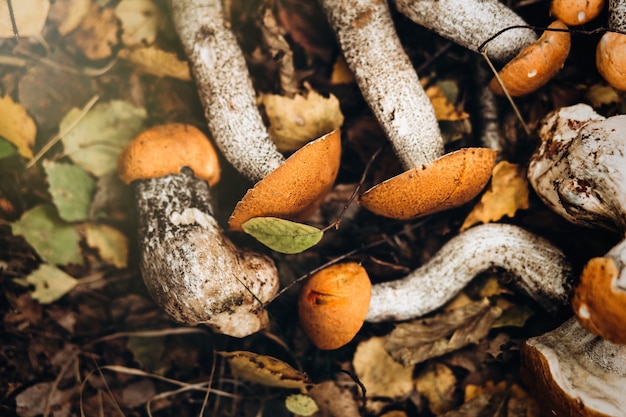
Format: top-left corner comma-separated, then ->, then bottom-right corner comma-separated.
116,0 -> 626,415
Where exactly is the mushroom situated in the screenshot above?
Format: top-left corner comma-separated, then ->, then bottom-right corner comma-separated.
320,0 -> 498,220
118,123 -> 279,338
527,103 -> 626,344
550,0 -> 605,26
596,0 -> 626,91
520,317 -> 626,417
488,20 -> 571,97
298,223 -> 571,349
393,0 -> 538,62
168,0 -> 341,231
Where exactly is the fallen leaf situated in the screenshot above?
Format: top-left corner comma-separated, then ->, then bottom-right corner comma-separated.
118,46 -> 191,80
85,223 -> 129,268
426,82 -> 469,122
437,393 -> 494,417
67,3 -> 119,60
262,86 -> 344,152
352,337 -> 413,399
0,0 -> 50,38
43,160 -> 96,222
415,361 -> 458,415
385,298 -> 502,366
90,171 -> 133,220
330,54 -> 354,84
61,100 -> 147,177
15,381 -> 73,417
11,205 -> 83,265
0,94 -> 37,158
285,394 -> 319,416
307,380 -> 361,417
491,298 -> 536,328
115,0 -> 165,46
242,217 -> 323,254
127,335 -> 167,374
465,381 -> 540,417
585,83 -> 620,108
48,0 -> 91,35
0,138 -> 17,159
219,351 -> 311,389
461,161 -> 529,231
15,264 -> 78,304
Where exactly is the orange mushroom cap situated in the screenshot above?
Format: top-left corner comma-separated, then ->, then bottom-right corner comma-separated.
489,20 -> 571,97
228,129 -> 341,231
596,31 -> 626,91
359,147 -> 497,220
551,0 -> 604,26
298,262 -> 372,350
118,123 -> 221,186
572,256 -> 626,344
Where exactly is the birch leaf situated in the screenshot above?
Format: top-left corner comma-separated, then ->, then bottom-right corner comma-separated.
43,160 -> 96,222
0,94 -> 37,158
17,264 -> 77,304
242,217 -> 323,254
219,351 -> 311,389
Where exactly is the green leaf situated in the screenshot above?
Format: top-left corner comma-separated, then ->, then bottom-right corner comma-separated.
242,217 -> 323,254
11,205 -> 82,265
43,160 -> 96,222
17,264 -> 78,304
0,137 -> 17,159
285,394 -> 319,416
61,100 -> 147,177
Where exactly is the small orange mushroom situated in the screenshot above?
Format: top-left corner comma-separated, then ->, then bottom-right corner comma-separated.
551,0 -> 605,26
298,262 -> 372,350
489,20 -> 571,96
572,257 -> 626,345
596,31 -> 626,91
228,129 -> 341,231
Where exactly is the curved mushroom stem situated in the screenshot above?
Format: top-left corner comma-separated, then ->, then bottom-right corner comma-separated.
393,0 -> 537,62
169,0 -> 285,183
521,317 -> 626,417
366,223 -> 572,322
136,168 -> 279,337
320,0 -> 443,169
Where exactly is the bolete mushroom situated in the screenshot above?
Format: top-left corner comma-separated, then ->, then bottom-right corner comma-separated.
550,0 -> 605,26
596,0 -> 626,91
488,20 -> 571,97
528,103 -> 626,344
320,0 -> 498,221
168,0 -> 341,231
118,123 -> 279,338
521,317 -> 626,417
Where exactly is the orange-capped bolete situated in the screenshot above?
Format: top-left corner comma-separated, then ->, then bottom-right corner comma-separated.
596,1 -> 626,91
321,0 -> 497,220
118,123 -> 279,338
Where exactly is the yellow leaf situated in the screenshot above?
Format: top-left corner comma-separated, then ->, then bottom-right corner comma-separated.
425,84 -> 469,121
262,85 -> 344,152
119,47 -> 191,80
330,54 -> 354,84
219,351 -> 311,389
0,0 -> 50,38
85,223 -> 129,269
67,3 -> 119,60
0,95 -> 36,158
461,161 -> 529,231
415,362 -> 457,415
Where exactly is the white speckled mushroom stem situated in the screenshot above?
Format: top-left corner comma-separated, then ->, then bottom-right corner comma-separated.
366,223 -> 571,322
321,0 -> 444,169
474,59 -> 502,153
393,0 -> 537,62
135,168 -> 279,337
169,0 -> 285,183
521,317 -> 626,416
609,0 -> 626,31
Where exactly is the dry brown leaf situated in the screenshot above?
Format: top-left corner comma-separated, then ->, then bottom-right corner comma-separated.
352,337 -> 413,399
67,3 -> 119,60
385,298 -> 502,366
219,351 -> 311,389
307,380 -> 361,417
0,94 -> 36,158
48,0 -> 91,35
461,161 -> 529,231
0,0 -> 50,38
262,85 -> 344,152
415,361 -> 458,415
118,47 -> 191,80
465,381 -> 540,417
115,0 -> 166,47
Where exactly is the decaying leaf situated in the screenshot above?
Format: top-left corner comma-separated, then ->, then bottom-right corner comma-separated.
307,380 -> 361,417
85,223 -> 129,268
461,161 -> 529,231
0,0 -> 50,38
465,381 -> 540,417
242,217 -> 323,254
491,298 -> 536,329
11,205 -> 83,265
262,86 -> 344,152
118,46 -> 191,80
426,82 -> 469,122
43,160 -> 96,222
585,83 -> 620,108
67,3 -> 119,60
385,298 -> 502,366
115,0 -> 165,47
14,264 -> 78,304
15,381 -> 73,417
219,351 -> 311,389
61,100 -> 147,177
330,54 -> 354,84
48,0 -> 91,35
0,94 -> 37,159
352,337 -> 413,399
285,394 -> 319,416
415,361 -> 458,415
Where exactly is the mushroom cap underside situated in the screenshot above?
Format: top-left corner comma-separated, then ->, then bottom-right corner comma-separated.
118,123 -> 221,186
228,129 -> 341,231
359,147 -> 497,220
